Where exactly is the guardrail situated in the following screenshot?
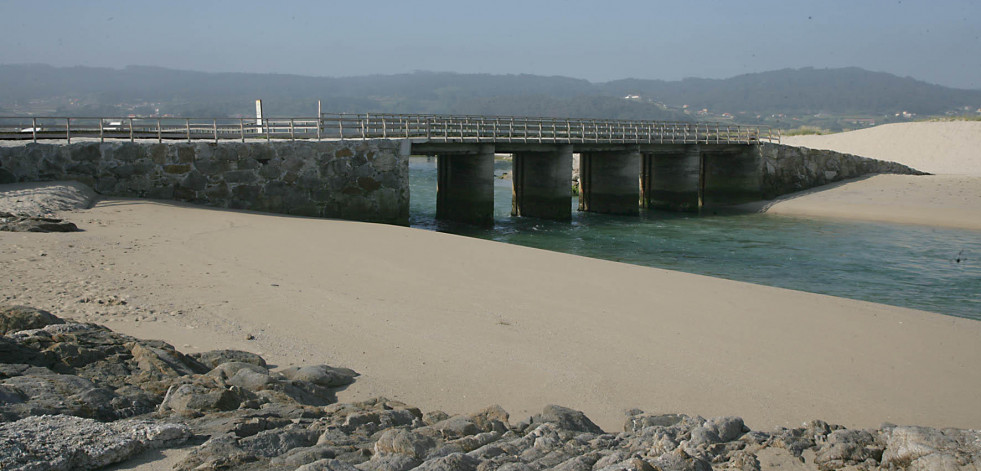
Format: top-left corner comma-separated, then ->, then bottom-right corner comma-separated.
0,114 -> 779,145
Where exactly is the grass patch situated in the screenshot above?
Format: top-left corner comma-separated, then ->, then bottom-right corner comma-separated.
783,125 -> 832,136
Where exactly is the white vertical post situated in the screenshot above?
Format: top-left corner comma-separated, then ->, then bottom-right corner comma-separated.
99,119 -> 104,143
129,118 -> 134,142
240,118 -> 245,142
185,119 -> 190,143
66,118 -> 70,144
32,117 -> 37,143
255,99 -> 263,134
213,119 -> 218,143
157,118 -> 162,143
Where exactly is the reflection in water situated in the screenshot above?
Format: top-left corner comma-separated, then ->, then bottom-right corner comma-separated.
409,157 -> 981,320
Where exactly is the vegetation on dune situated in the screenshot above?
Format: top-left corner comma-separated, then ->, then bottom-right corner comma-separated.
783,126 -> 834,136
918,115 -> 981,122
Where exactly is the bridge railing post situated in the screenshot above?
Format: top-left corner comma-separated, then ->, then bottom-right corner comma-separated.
32,117 -> 37,143
99,118 -> 104,143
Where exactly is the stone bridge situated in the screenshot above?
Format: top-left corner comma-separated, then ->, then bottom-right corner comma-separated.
0,114 -> 921,226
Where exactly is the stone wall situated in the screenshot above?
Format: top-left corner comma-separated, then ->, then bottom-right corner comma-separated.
759,143 -> 925,199
0,140 -> 410,224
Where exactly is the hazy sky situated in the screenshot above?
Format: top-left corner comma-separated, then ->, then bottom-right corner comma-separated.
1,0 -> 978,89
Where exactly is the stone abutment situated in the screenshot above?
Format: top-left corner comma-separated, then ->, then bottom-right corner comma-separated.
0,140 -> 410,224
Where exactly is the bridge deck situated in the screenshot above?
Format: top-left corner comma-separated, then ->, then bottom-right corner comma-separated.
0,114 -> 779,145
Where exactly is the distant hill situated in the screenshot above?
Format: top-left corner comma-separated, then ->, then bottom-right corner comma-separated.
601,67 -> 981,116
1,64 -> 979,127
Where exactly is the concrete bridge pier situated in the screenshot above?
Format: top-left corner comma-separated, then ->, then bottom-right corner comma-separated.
436,144 -> 495,226
701,146 -> 762,208
511,144 -> 573,220
578,147 -> 642,215
642,145 -> 701,212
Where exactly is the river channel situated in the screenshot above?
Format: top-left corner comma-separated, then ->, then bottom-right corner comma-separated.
409,157 -> 981,320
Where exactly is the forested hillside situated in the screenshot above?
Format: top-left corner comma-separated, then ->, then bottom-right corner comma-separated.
2,64 -> 979,130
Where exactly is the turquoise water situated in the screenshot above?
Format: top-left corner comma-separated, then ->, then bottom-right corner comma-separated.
409,157 -> 981,320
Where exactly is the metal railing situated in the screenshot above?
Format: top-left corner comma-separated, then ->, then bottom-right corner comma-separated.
0,114 -> 779,144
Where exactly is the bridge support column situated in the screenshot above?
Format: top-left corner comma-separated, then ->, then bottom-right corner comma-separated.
578,147 -> 641,215
642,145 -> 701,212
436,144 -> 495,226
511,145 -> 573,220
701,145 -> 762,208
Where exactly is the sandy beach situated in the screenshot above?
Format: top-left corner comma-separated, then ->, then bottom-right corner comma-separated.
774,121 -> 981,229
2,193 -> 980,435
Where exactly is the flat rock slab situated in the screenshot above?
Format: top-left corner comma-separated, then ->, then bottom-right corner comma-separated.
0,415 -> 190,471
0,181 -> 97,217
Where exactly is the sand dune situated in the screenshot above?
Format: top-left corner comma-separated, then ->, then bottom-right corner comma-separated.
782,121 -> 981,176
771,122 -> 981,229
2,198 -> 980,434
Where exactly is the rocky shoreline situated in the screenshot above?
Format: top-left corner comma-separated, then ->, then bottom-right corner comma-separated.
1,305 -> 979,470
